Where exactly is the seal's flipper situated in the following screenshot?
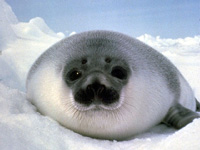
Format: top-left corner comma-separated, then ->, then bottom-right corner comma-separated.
196,98 -> 200,111
163,104 -> 200,129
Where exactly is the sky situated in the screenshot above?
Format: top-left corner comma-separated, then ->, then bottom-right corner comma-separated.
5,0 -> 200,38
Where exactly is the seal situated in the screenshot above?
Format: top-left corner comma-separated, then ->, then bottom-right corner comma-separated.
26,30 -> 200,140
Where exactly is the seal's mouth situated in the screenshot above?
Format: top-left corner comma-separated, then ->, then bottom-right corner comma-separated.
73,81 -> 120,111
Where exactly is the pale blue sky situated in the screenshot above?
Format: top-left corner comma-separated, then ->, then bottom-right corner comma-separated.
6,0 -> 200,38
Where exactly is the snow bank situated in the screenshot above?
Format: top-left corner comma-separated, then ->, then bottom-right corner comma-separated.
0,0 -> 18,49
137,34 -> 200,55
12,17 -> 65,42
0,0 -> 65,89
0,0 -> 200,149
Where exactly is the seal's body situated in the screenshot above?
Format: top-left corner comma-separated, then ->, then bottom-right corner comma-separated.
26,30 -> 199,140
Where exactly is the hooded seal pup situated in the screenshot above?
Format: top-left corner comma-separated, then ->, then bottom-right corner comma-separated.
26,30 -> 200,140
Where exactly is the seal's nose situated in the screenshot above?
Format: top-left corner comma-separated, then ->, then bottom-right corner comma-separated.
84,81 -> 105,105
86,81 -> 106,97
85,81 -> 119,105
74,80 -> 119,106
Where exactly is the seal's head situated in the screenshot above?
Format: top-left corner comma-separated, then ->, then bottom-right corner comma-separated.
63,46 -> 131,112
27,31 -> 171,140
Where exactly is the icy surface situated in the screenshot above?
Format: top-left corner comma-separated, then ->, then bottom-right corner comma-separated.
1,2 -> 65,89
0,0 -> 200,149
0,0 -> 18,49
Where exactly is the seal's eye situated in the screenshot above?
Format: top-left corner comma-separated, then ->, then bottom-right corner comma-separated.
82,59 -> 87,64
111,66 -> 127,80
67,69 -> 82,81
105,57 -> 111,63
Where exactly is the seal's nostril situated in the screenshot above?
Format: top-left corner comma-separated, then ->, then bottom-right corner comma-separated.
97,85 -> 106,95
74,89 -> 93,106
86,84 -> 92,91
86,82 -> 106,95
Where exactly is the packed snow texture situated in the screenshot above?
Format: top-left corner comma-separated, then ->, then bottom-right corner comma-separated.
0,0 -> 200,149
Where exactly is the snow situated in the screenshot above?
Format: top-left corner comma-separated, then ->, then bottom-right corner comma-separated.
137,34 -> 200,55
0,0 -> 18,49
1,14 -> 65,90
0,0 -> 200,149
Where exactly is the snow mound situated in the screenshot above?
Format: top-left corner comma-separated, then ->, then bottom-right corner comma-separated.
137,34 -> 200,55
0,58 -> 22,90
0,0 -> 18,49
12,17 -> 65,41
0,8 -> 65,89
0,0 -> 65,89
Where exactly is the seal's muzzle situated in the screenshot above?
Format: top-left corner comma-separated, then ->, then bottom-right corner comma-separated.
74,80 -> 119,106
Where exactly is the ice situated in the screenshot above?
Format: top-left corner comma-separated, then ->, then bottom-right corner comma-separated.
0,0 -> 18,49
137,34 -> 200,54
1,4 -> 65,89
0,0 -> 200,149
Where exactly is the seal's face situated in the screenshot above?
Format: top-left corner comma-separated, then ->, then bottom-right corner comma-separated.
63,53 -> 131,111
